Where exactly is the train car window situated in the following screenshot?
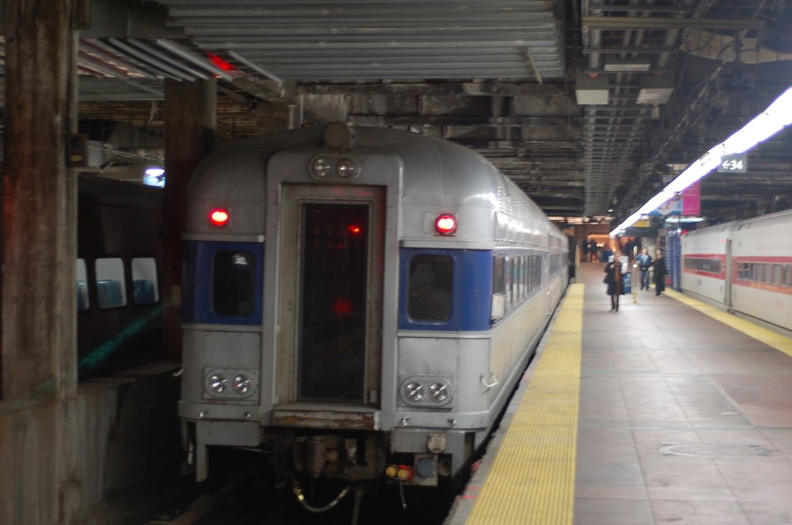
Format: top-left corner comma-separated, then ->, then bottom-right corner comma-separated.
783,265 -> 791,287
76,258 -> 89,311
213,251 -> 255,317
407,255 -> 452,321
95,258 -> 127,308
491,255 -> 505,320
503,256 -> 512,309
131,257 -> 159,304
530,255 -> 541,293
513,257 -> 521,303
773,264 -> 782,286
492,256 -> 505,295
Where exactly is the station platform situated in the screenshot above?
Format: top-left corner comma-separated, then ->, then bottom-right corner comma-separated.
447,262 -> 792,525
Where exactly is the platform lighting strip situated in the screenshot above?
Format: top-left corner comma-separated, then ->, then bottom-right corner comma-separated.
610,86 -> 792,236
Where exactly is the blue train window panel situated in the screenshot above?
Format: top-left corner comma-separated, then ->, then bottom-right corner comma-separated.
183,241 -> 263,325
213,251 -> 255,316
408,255 -> 452,322
399,249 -> 491,331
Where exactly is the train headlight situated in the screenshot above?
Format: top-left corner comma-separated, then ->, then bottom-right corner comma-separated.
209,373 -> 227,394
404,382 -> 424,402
233,374 -> 252,394
429,382 -> 448,402
310,157 -> 332,177
204,368 -> 257,399
399,377 -> 453,407
336,158 -> 360,178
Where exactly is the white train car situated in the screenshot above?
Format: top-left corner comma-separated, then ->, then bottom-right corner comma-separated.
681,209 -> 792,333
681,221 -> 733,304
729,209 -> 792,331
178,123 -> 568,492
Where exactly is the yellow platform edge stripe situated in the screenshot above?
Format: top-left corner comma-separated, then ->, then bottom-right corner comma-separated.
466,284 -> 584,525
663,288 -> 792,358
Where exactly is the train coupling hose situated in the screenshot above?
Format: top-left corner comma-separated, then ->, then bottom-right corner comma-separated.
292,478 -> 352,513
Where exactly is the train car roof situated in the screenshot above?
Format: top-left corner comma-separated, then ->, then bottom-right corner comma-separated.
188,125 -> 564,241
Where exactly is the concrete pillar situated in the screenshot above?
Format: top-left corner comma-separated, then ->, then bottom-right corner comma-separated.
2,0 -> 78,402
2,0 -> 82,522
162,79 -> 217,359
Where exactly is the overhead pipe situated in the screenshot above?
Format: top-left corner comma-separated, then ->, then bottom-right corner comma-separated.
657,0 -> 704,69
584,0 -> 605,71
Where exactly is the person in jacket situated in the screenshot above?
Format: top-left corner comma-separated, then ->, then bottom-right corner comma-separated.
636,247 -> 653,290
653,251 -> 667,295
604,254 -> 623,311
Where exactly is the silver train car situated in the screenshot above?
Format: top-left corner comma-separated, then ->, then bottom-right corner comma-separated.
178,123 -> 568,488
681,208 -> 792,333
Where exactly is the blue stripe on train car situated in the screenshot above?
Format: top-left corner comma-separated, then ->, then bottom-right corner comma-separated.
398,248 -> 492,331
182,240 -> 264,325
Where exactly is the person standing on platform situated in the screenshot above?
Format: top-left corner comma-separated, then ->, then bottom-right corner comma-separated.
589,240 -> 599,262
636,247 -> 653,290
604,254 -> 623,311
653,251 -> 667,296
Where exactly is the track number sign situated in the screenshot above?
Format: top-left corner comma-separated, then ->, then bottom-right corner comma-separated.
717,153 -> 747,173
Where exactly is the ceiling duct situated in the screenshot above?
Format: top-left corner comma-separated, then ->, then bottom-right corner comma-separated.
575,69 -> 609,105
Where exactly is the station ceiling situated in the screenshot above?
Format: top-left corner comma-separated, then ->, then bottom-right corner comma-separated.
2,0 -> 792,226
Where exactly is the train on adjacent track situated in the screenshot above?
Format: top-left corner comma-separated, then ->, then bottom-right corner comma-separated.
680,208 -> 792,334
77,174 -> 164,379
177,123 -> 568,493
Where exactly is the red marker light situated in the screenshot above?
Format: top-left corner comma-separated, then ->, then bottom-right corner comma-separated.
332,298 -> 353,316
209,208 -> 230,227
435,214 -> 457,235
206,52 -> 237,72
348,224 -> 362,235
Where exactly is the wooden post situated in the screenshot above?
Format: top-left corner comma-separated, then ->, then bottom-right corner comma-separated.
163,79 -> 217,359
2,0 -> 77,402
2,0 -> 81,521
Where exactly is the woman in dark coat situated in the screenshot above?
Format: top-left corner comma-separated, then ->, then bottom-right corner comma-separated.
653,251 -> 667,295
603,255 -> 623,311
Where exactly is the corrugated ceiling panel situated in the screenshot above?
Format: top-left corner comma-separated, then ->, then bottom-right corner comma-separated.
156,0 -> 566,81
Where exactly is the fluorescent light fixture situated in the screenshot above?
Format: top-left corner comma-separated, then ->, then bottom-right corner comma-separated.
610,86 -> 792,236
665,216 -> 705,223
144,167 -> 166,187
636,74 -> 675,105
603,57 -> 652,72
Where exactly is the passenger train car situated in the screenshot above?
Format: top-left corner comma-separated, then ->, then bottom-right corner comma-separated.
178,123 -> 568,489
681,208 -> 792,333
77,175 -> 164,379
